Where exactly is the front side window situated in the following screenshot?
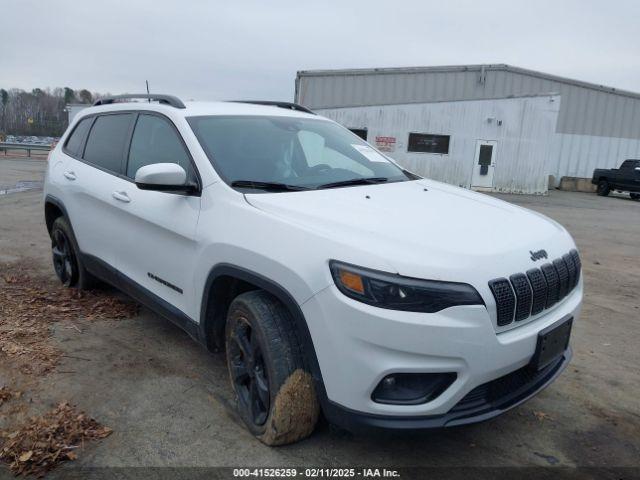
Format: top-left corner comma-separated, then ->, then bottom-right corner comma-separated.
187,116 -> 411,191
83,114 -> 134,174
127,114 -> 194,181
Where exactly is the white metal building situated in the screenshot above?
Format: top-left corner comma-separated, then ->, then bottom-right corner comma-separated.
316,94 -> 559,194
295,64 -> 640,193
65,103 -> 90,124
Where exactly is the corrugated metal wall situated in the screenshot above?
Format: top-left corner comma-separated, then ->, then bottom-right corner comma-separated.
297,65 -> 640,180
316,95 -> 560,194
551,133 -> 640,180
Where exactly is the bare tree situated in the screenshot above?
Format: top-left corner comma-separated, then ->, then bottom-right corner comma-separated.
0,89 -> 8,133
0,87 -> 105,137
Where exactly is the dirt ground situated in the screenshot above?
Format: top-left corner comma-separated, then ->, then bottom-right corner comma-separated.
0,157 -> 639,478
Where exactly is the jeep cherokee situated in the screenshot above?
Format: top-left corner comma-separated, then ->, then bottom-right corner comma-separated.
43,94 -> 583,445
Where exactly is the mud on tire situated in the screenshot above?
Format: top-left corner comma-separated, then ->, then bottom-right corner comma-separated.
225,290 -> 320,446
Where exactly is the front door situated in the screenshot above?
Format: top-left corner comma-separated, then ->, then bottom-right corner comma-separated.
471,140 -> 497,189
113,113 -> 201,319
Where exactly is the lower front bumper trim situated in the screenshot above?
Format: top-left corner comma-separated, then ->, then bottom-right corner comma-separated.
324,348 -> 572,433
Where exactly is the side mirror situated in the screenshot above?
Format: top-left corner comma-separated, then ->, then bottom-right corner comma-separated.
134,163 -> 196,194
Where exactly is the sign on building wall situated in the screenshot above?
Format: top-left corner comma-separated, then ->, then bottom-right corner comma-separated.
375,136 -> 396,152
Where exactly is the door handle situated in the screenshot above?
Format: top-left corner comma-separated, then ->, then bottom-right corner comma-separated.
112,191 -> 131,203
63,171 -> 76,181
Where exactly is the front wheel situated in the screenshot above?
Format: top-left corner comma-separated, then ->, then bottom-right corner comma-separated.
596,180 -> 610,196
225,290 -> 320,445
630,193 -> 640,201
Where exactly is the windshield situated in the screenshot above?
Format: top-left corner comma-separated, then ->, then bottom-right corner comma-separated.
187,115 -> 412,191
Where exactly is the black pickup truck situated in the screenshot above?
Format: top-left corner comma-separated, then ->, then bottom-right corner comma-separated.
592,159 -> 640,199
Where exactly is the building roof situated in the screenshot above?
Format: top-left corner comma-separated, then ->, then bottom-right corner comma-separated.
297,64 -> 640,101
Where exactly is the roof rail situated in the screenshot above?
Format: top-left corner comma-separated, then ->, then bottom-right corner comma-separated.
93,94 -> 186,109
230,100 -> 315,115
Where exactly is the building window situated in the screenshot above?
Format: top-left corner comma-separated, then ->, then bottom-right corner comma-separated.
407,133 -> 450,154
349,128 -> 368,141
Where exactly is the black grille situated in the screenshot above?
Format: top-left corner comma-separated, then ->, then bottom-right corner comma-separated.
510,273 -> 532,321
553,258 -> 569,300
450,354 -> 566,415
563,253 -> 577,290
541,263 -> 560,308
489,250 -> 581,327
570,249 -> 581,284
488,279 -> 515,326
526,268 -> 548,316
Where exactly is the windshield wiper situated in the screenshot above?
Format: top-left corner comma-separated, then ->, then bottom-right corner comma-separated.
316,177 -> 389,189
231,180 -> 310,192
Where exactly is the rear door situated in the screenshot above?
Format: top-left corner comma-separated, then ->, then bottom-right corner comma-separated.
113,113 -> 201,318
61,113 -> 135,274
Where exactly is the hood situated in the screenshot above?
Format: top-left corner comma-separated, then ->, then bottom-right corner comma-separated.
245,179 -> 575,281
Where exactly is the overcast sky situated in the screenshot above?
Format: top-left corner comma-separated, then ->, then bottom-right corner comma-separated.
2,0 -> 639,101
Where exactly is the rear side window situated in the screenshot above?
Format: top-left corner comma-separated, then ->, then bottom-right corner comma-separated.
127,114 -> 192,179
83,114 -> 134,174
64,117 -> 92,157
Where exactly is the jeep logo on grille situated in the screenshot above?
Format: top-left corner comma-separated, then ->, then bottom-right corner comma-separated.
530,249 -> 548,261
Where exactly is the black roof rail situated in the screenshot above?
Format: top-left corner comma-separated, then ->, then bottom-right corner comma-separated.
93,94 -> 186,109
229,100 -> 315,115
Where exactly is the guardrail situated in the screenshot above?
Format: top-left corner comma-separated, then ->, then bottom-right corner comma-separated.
0,142 -> 52,157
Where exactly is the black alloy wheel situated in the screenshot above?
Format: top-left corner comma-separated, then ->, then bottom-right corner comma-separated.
227,318 -> 270,426
225,290 -> 320,445
51,228 -> 78,287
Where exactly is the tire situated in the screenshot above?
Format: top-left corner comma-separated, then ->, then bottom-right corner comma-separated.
631,193 -> 640,201
50,217 -> 97,289
225,290 -> 320,445
596,179 -> 610,196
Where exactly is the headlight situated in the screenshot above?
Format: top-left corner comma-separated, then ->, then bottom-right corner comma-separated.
329,261 -> 484,313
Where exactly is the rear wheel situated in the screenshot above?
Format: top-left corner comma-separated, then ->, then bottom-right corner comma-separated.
50,217 -> 97,289
596,180 -> 610,196
225,290 -> 319,445
631,193 -> 640,201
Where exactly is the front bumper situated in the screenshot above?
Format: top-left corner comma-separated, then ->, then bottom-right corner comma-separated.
301,280 -> 582,428
324,348 -> 571,432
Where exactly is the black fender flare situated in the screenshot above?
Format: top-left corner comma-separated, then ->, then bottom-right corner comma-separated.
199,264 -> 330,410
44,194 -> 71,234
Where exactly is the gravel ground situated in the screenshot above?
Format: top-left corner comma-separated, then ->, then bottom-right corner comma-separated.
0,157 -> 638,479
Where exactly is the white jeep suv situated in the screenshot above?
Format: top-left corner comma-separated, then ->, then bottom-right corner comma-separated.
44,94 -> 583,445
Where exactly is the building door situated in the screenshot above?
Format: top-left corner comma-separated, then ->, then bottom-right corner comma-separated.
471,140 -> 497,189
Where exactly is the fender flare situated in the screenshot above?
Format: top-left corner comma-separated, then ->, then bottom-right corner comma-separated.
44,194 -> 71,233
199,263 -> 330,409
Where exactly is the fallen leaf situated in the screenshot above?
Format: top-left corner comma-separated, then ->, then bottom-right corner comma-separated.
0,402 -> 112,476
18,451 -> 33,462
0,262 -> 139,376
533,410 -> 552,421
